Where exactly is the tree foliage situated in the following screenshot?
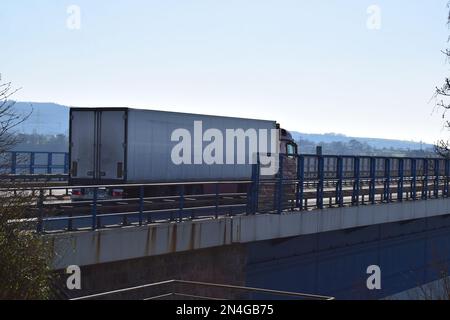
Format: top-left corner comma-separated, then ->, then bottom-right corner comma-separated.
0,74 -> 53,300
0,190 -> 53,299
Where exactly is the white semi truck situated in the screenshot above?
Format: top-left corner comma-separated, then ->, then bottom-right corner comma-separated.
69,107 -> 297,199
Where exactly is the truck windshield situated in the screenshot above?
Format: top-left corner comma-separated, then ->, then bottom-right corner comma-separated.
287,143 -> 297,156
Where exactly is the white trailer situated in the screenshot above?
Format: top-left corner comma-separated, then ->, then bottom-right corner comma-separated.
69,107 -> 297,198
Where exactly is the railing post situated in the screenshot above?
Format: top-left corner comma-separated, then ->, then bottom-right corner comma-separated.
139,185 -> 144,226
336,156 -> 344,207
64,153 -> 69,174
276,154 -> 284,214
255,155 -> 261,213
423,159 -> 428,200
398,158 -> 404,202
92,187 -> 98,230
352,157 -> 360,206
11,152 -> 17,174
445,159 -> 450,198
434,159 -> 440,198
215,183 -> 219,219
411,158 -> 417,200
296,155 -> 305,209
249,164 -> 255,214
369,157 -> 376,204
47,153 -> 53,174
36,189 -> 44,233
29,152 -> 35,174
179,185 -> 185,222
384,158 -> 390,202
316,155 -> 324,209
249,160 -> 260,215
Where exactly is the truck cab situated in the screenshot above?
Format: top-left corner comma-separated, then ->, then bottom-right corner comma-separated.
280,128 -> 298,156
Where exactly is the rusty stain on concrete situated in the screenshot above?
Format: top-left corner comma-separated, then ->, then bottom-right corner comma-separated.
169,223 -> 177,252
189,223 -> 196,250
151,226 -> 157,254
145,228 -> 152,255
94,232 -> 101,264
223,221 -> 227,244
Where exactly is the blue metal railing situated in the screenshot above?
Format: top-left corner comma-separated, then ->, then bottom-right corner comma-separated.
7,180 -> 252,233
5,153 -> 450,234
257,154 -> 450,215
2,151 -> 69,175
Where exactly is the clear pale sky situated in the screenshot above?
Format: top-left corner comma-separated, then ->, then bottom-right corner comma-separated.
1,0 -> 449,143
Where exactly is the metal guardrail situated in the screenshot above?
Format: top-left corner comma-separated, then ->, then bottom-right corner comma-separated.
0,173 -> 68,183
0,151 -> 69,175
3,180 -> 253,233
70,279 -> 335,300
247,154 -> 450,215
4,153 -> 450,233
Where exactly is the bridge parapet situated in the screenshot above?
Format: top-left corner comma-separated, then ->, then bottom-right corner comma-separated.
49,196 -> 450,270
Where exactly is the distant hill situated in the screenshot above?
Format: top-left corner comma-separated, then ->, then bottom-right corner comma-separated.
291,132 -> 433,151
12,102 -> 69,135
6,101 -> 434,153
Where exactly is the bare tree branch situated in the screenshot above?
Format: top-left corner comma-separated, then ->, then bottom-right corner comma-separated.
0,74 -> 32,155
0,74 -> 53,300
433,2 -> 450,158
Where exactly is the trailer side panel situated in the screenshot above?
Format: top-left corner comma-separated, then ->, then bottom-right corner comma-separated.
126,109 -> 277,183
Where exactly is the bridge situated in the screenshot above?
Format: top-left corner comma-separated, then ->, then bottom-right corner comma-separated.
3,152 -> 450,299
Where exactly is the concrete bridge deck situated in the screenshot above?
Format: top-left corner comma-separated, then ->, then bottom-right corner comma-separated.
50,197 -> 450,270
